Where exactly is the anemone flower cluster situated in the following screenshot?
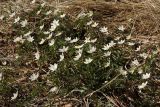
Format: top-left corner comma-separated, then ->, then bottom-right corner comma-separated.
1,2 -> 157,102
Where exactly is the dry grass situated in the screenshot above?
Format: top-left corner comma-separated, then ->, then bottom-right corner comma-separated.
1,0 -> 159,43
59,0 -> 160,44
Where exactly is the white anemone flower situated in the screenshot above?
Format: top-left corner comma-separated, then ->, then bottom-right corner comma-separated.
91,38 -> 97,43
75,44 -> 84,49
31,0 -> 36,4
100,27 -> 109,34
50,25 -> 57,32
24,31 -> 32,37
41,2 -> 46,7
34,50 -> 40,60
59,46 -> 69,53
43,31 -> 50,35
14,17 -> 20,23
74,49 -> 83,61
46,33 -> 53,40
0,15 -> 4,20
29,72 -> 39,81
46,10 -> 52,15
139,53 -> 148,59
91,22 -> 98,27
51,19 -> 59,26
65,37 -> 71,41
115,37 -> 121,41
59,53 -> 64,62
11,91 -> 18,100
87,11 -> 93,17
77,12 -> 87,18
70,37 -> 79,43
49,39 -> 55,46
128,42 -> 135,46
49,64 -> 58,72
27,36 -> 34,42
84,58 -> 93,64
60,14 -> 66,18
87,20 -> 93,26
119,67 -> 127,76
87,45 -> 96,53
104,51 -> 111,57
39,38 -> 45,45
118,40 -> 125,44
14,36 -> 24,43
102,44 -> 111,51
84,37 -> 91,43
49,87 -> 58,92
109,41 -> 116,47
36,9 -> 41,15
50,20 -> 59,32
9,12 -> 16,18
138,81 -> 148,89
2,61 -> 7,65
118,25 -> 125,31
0,72 -> 2,81
76,49 -> 83,54
15,54 -> 19,59
56,32 -> 62,37
138,68 -> 143,74
40,24 -> 44,30
104,61 -> 110,68
20,19 -> 28,27
142,73 -> 150,79
135,46 -> 141,51
131,59 -> 140,66
74,53 -> 82,61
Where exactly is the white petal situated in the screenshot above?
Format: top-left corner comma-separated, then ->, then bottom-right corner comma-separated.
11,91 -> 18,100
49,87 -> 58,92
84,58 -> 93,64
118,25 -> 125,31
142,73 -> 150,79
49,64 -> 58,72
34,51 -> 40,60
59,46 -> 69,53
0,15 -> 5,20
0,72 -> 2,81
9,12 -> 16,18
49,39 -> 55,46
40,24 -> 44,30
59,53 -> 64,62
46,10 -> 52,15
29,72 -> 39,81
65,37 -> 71,41
39,39 -> 45,45
31,0 -> 36,4
91,22 -> 98,27
138,81 -> 148,89
27,36 -> 34,42
60,14 -> 66,18
74,53 -> 82,61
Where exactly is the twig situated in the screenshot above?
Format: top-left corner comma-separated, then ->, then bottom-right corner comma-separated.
98,91 -> 120,107
85,74 -> 121,98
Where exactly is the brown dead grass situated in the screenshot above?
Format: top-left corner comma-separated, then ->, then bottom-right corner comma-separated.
58,0 -> 160,44
1,0 -> 160,43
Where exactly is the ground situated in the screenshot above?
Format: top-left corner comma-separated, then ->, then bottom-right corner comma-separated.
0,0 -> 160,106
